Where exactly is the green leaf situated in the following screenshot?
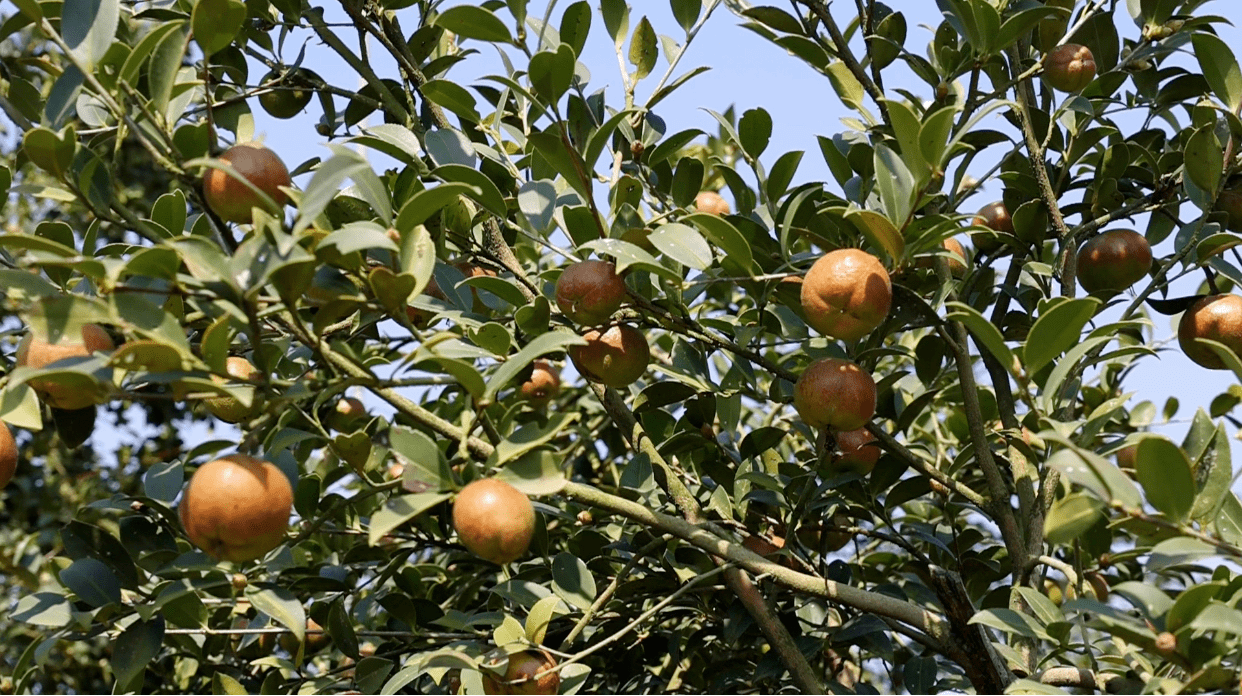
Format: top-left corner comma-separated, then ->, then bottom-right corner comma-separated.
578,238 -> 681,281
394,183 -> 480,232
628,16 -> 657,80
846,208 -> 905,261
485,331 -> 585,402
649,222 -> 713,270
491,413 -> 579,468
434,5 -> 513,43
59,557 -> 121,608
1135,437 -> 1195,522
1148,536 -> 1217,571
528,131 -> 591,201
62,0 -> 119,70
600,0 -> 629,47
213,673 -> 248,695
825,61 -> 864,110
524,595 -> 563,646
420,79 -> 481,123
1044,446 -> 1141,508
1185,125 -> 1224,195
1167,582 -> 1222,632
245,585 -> 305,644
22,127 -> 75,179
112,619 -> 164,687
671,0 -> 702,32
873,143 -> 916,225
191,0 -> 245,57
1193,33 -> 1242,110
945,301 -> 1015,375
682,213 -> 754,273
369,493 -> 450,545
560,1 -> 592,57
391,425 -> 453,491
529,45 -> 576,104
497,449 -> 569,495
11,0 -> 41,20
737,107 -> 772,160
919,105 -> 959,169
12,592 -> 72,627
1023,298 -> 1100,376
551,552 -> 596,611
968,608 -> 1049,641
1044,493 -> 1104,546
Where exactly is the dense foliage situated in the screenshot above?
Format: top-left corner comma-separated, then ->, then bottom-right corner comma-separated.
4,0 -> 1242,693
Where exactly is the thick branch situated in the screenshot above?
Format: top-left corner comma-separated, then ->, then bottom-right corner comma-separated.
560,480 -> 952,643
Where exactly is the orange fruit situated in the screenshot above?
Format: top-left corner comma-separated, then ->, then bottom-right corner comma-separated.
15,324 -> 115,410
1178,294 -> 1242,369
569,325 -> 650,387
1043,43 -> 1096,92
832,428 -> 881,475
0,422 -> 16,489
555,260 -> 627,326
487,650 -> 561,695
205,356 -> 262,423
1077,229 -> 1152,294
203,143 -> 291,223
916,238 -> 969,277
452,478 -> 535,564
520,360 -> 561,407
794,358 -> 876,431
694,191 -> 730,215
179,454 -> 294,562
800,249 -> 892,341
971,202 -> 1014,253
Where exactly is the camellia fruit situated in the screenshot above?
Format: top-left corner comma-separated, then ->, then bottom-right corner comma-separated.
794,358 -> 877,431
694,190 -> 730,215
569,325 -> 650,387
0,422 -> 16,489
520,360 -> 561,407
796,510 -> 854,552
832,427 -> 882,475
1043,43 -> 1096,92
800,249 -> 892,341
971,201 -> 1014,253
485,650 -> 561,695
916,238 -> 969,277
1077,229 -> 1152,294
202,142 -> 291,223
205,356 -> 262,423
178,454 -> 294,563
258,69 -> 316,119
1177,294 -> 1242,369
1214,186 -> 1242,232
452,478 -> 536,565
15,324 -> 115,410
326,396 -> 367,431
555,259 -> 627,326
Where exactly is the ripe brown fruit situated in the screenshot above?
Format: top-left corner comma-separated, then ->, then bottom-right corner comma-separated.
178,454 -> 294,562
916,238 -> 969,277
800,249 -> 892,341
1178,294 -> 1242,369
520,360 -> 561,406
971,201 -> 1013,253
0,422 -> 16,489
570,325 -> 650,387
1077,230 -> 1152,294
694,190 -> 730,215
279,618 -> 331,654
1214,186 -> 1242,232
1043,43 -> 1097,92
452,478 -> 536,564
205,356 -> 262,423
555,260 -> 627,326
1114,443 -> 1138,472
832,428 -> 881,475
203,143 -> 291,223
485,650 -> 561,695
794,358 -> 877,431
16,324 -> 115,410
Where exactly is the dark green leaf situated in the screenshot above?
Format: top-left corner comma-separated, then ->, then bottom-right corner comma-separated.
628,16 -> 657,80
434,5 -> 513,43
